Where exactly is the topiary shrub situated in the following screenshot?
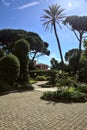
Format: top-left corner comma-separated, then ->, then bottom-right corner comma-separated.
15,39 -> 30,84
0,54 -> 20,85
0,80 -> 11,93
47,70 -> 57,84
15,39 -> 30,56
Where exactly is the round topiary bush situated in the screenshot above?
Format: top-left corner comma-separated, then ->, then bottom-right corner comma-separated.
0,54 -> 20,84
15,39 -> 30,56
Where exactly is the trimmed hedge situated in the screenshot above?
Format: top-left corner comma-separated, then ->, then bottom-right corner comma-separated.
0,80 -> 11,93
30,70 -> 57,81
36,76 -> 46,81
0,54 -> 20,85
30,70 -> 47,78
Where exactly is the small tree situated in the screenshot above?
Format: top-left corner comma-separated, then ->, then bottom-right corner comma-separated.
15,39 -> 30,84
0,54 -> 20,85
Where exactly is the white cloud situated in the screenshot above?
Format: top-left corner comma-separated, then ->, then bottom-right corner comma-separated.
17,1 -> 40,10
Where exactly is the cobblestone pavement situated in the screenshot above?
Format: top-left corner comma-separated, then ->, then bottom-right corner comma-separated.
0,90 -> 87,130
33,81 -> 58,92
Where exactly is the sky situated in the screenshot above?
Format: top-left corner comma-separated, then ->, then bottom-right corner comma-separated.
0,0 -> 87,66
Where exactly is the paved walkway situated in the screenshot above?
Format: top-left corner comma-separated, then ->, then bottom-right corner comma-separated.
33,81 -> 58,92
0,82 -> 87,130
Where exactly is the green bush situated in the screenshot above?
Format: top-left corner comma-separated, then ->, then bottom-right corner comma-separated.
30,70 -> 47,78
0,80 -> 11,93
36,76 -> 46,81
15,39 -> 30,83
56,72 -> 78,88
0,54 -> 20,85
41,89 -> 87,102
15,39 -> 30,56
77,83 -> 87,93
13,82 -> 34,91
47,70 -> 57,84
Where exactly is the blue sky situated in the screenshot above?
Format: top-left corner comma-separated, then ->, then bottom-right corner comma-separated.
0,0 -> 87,66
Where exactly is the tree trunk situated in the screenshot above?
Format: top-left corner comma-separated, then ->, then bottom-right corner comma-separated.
53,23 -> 64,64
79,32 -> 82,52
31,51 -> 38,63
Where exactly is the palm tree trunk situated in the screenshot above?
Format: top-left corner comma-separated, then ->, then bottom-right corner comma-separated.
53,23 -> 64,64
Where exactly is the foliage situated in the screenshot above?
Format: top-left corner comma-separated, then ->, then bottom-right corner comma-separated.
0,29 -> 50,61
36,76 -> 46,81
41,89 -> 87,102
30,79 -> 37,84
47,70 -> 58,84
50,57 -> 71,72
56,72 -> 78,88
78,40 -> 87,82
65,49 -> 80,73
41,4 -> 65,63
15,39 -> 30,56
0,80 -> 11,93
0,49 -> 5,58
77,83 -> 87,93
63,16 -> 87,31
15,39 -> 29,83
13,82 -> 34,90
29,59 -> 37,71
0,54 -> 20,85
79,58 -> 87,83
63,16 -> 87,52
30,70 -> 47,78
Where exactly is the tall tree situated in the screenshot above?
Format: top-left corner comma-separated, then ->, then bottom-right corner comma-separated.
63,16 -> 87,52
65,49 -> 80,73
41,4 -> 65,64
0,29 -> 50,61
25,32 -> 50,62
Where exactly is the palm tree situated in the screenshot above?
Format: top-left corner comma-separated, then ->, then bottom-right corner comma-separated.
41,4 -> 65,64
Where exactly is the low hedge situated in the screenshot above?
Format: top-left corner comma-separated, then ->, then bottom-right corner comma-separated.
30,70 -> 47,78
77,83 -> 87,93
36,76 -> 46,81
41,89 -> 87,102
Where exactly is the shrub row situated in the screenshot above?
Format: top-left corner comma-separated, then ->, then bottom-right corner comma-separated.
41,89 -> 87,102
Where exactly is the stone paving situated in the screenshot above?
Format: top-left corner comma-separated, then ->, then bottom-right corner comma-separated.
33,81 -> 58,92
0,83 -> 87,130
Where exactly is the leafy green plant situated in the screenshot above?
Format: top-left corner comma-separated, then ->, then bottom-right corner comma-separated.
77,83 -> 87,93
36,76 -> 46,81
56,72 -> 78,89
0,80 -> 11,93
15,39 -> 30,83
47,70 -> 57,84
41,89 -> 87,102
30,70 -> 47,78
0,54 -> 20,85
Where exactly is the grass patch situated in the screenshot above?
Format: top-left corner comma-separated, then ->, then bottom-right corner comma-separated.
30,79 -> 37,84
